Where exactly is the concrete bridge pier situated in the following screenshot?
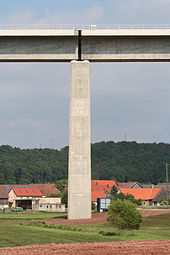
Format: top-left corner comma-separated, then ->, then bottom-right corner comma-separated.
68,60 -> 91,220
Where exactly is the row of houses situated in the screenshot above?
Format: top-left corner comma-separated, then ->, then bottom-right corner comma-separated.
91,180 -> 170,207
0,181 -> 169,211
0,184 -> 65,212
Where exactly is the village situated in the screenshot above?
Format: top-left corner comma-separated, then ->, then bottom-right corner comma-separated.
0,180 -> 169,212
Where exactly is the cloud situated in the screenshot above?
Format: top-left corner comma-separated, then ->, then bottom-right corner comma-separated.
0,1 -> 170,25
91,63 -> 170,99
37,5 -> 104,24
0,63 -> 69,100
1,1 -> 170,148
0,5 -> 104,25
108,0 -> 170,23
91,62 -> 170,144
0,10 -> 36,24
0,63 -> 70,148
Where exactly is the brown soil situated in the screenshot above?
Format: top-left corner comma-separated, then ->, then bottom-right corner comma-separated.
140,208 -> 170,217
41,209 -> 170,225
0,240 -> 169,255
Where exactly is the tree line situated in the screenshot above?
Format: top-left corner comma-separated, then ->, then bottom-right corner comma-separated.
0,141 -> 169,185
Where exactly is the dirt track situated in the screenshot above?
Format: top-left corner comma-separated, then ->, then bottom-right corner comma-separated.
41,209 -> 170,225
0,240 -> 169,255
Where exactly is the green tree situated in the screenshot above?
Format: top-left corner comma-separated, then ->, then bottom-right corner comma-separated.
61,190 -> 68,208
107,199 -> 142,230
56,179 -> 68,192
91,202 -> 96,210
160,198 -> 170,206
110,185 -> 118,196
0,172 -> 6,184
110,191 -> 142,206
1,141 -> 170,185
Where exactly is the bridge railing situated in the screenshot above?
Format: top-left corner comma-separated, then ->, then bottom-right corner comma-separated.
0,24 -> 170,30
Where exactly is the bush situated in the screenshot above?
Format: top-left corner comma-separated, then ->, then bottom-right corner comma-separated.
111,192 -> 142,206
110,185 -> 118,196
55,179 -> 68,192
107,199 -> 142,230
160,198 -> 170,206
61,190 -> 68,208
91,202 -> 96,210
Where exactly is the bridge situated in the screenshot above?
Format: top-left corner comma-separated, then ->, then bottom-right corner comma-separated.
1,25 -> 170,61
1,25 -> 170,219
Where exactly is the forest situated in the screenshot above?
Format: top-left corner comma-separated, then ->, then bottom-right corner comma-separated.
0,141 -> 169,185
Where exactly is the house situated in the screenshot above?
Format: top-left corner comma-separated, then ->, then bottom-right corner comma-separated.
119,187 -> 162,206
92,190 -> 108,205
0,186 -> 9,210
151,190 -> 170,206
33,197 -> 65,212
4,183 -> 65,211
118,182 -> 143,189
8,187 -> 43,209
91,180 -> 118,205
1,183 -> 60,197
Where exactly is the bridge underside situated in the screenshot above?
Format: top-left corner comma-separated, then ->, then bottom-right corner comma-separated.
0,35 -> 170,62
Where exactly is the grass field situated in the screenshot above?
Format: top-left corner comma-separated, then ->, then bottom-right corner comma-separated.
0,211 -> 66,221
0,213 -> 170,248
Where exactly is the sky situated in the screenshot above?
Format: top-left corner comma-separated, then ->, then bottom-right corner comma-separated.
0,0 -> 170,149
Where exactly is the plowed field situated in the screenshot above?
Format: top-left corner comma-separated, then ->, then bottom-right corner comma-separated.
0,240 -> 169,255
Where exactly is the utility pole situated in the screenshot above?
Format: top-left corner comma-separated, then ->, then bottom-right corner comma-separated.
51,139 -> 54,150
125,132 -> 127,142
166,163 -> 169,206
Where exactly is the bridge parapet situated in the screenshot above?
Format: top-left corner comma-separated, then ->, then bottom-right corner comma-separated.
1,24 -> 170,30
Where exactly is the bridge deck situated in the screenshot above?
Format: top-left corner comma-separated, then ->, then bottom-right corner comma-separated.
0,28 -> 170,62
1,29 -> 170,36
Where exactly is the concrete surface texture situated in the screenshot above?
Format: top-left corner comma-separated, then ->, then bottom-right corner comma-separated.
1,29 -> 170,61
68,60 -> 91,220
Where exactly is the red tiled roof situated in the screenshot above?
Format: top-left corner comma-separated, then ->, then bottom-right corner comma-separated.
92,180 -> 118,187
91,180 -> 117,202
119,188 -> 161,200
92,190 -> 107,202
12,187 -> 43,197
30,184 -> 60,196
2,184 -> 60,196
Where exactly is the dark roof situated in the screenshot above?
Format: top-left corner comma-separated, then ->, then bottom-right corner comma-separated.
118,182 -> 143,189
155,184 -> 170,191
0,186 -> 8,199
143,183 -> 170,191
152,190 -> 170,202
